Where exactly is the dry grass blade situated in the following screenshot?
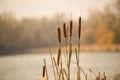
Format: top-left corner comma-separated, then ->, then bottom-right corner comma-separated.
63,69 -> 68,79
53,57 -> 59,78
49,47 -> 57,80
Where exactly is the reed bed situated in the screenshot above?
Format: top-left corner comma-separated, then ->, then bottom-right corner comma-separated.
39,16 -> 107,80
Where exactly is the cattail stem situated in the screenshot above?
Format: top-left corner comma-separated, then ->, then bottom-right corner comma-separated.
78,17 -> 81,58
77,16 -> 81,80
53,57 -> 59,79
62,23 -> 68,68
75,48 -> 80,80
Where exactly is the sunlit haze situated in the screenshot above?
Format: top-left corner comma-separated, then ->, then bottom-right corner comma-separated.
0,0 -> 111,19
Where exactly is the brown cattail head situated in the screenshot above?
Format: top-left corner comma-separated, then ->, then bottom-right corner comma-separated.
42,65 -> 45,77
63,23 -> 67,39
57,27 -> 61,44
69,20 -> 73,37
78,17 -> 81,40
57,48 -> 61,65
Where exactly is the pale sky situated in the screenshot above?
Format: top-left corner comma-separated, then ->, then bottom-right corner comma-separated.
0,0 -> 112,19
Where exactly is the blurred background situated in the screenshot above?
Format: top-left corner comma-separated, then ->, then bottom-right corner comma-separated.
0,0 -> 120,80
0,0 -> 120,51
0,0 -> 120,54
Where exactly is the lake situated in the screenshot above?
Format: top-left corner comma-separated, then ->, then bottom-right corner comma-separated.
0,52 -> 120,80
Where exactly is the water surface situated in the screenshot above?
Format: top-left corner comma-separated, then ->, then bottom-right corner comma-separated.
0,52 -> 120,80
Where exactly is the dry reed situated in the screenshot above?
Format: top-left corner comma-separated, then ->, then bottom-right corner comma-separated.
49,47 -> 57,80
77,16 -> 81,80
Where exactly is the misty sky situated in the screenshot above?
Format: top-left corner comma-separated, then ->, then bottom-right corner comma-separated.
0,0 -> 112,19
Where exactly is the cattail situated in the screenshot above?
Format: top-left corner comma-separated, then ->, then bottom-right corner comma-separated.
78,17 -> 81,40
69,20 -> 73,37
57,27 -> 61,44
57,48 -> 61,65
63,23 -> 67,39
42,65 -> 45,77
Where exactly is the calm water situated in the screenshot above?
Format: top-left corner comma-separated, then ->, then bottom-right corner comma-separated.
0,52 -> 120,80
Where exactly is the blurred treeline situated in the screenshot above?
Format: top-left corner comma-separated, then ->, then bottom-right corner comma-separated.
0,0 -> 120,50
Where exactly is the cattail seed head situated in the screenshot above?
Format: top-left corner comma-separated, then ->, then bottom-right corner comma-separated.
57,27 -> 61,44
42,65 -> 45,77
69,20 -> 73,37
78,17 -> 81,40
57,48 -> 61,65
63,23 -> 67,39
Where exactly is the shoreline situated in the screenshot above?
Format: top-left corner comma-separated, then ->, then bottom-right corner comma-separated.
0,44 -> 120,56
